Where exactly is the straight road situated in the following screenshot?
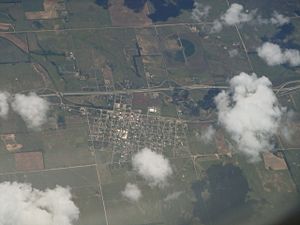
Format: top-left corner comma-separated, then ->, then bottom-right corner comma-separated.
40,84 -> 230,97
39,83 -> 300,98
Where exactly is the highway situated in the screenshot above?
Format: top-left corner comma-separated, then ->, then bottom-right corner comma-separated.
39,84 -> 230,97
39,83 -> 300,98
0,21 -> 215,35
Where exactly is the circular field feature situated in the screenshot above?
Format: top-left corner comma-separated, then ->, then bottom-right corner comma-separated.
181,38 -> 196,57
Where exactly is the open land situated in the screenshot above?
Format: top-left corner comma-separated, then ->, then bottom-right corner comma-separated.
0,0 -> 299,225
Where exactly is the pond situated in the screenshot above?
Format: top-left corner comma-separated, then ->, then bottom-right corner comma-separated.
261,23 -> 300,51
181,38 -> 196,57
148,0 -> 195,22
124,0 -> 147,12
191,164 -> 253,225
95,0 -> 109,9
121,0 -> 196,22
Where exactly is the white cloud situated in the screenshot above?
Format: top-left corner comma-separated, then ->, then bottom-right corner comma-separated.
211,4 -> 290,33
121,183 -> 142,202
0,92 -> 10,119
228,49 -> 239,58
215,72 -> 283,160
191,2 -> 211,22
221,3 -> 255,26
164,191 -> 182,202
132,148 -> 173,188
211,20 -> 223,33
257,12 -> 290,25
0,182 -> 79,225
270,11 -> 290,25
257,42 -> 300,66
280,110 -> 295,142
11,92 -> 49,129
211,3 -> 255,32
200,125 -> 216,144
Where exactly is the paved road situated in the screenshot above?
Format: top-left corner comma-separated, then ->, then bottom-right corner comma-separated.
39,84 -> 230,97
39,83 -> 300,98
0,21 -> 214,35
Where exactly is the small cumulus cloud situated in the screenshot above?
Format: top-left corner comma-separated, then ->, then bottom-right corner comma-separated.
211,20 -> 223,33
270,11 -> 290,25
121,183 -> 142,202
228,49 -> 239,58
280,110 -> 296,142
214,72 -> 283,160
132,148 -> 173,188
11,92 -> 49,129
211,3 -> 289,33
221,3 -> 255,26
257,42 -> 300,66
257,11 -> 290,26
163,191 -> 183,202
0,92 -> 10,119
211,3 -> 255,32
191,2 -> 211,22
200,125 -> 216,144
0,182 -> 79,225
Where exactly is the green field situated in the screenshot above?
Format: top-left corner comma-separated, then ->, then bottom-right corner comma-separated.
0,1 -> 299,225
